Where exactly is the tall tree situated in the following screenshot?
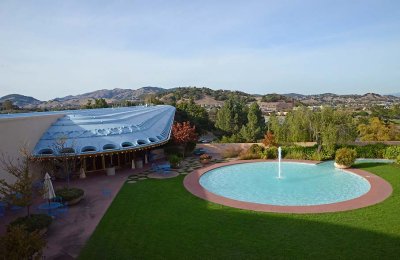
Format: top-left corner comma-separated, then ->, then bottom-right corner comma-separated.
268,114 -> 286,144
176,99 -> 210,133
215,96 -> 247,135
240,102 -> 265,142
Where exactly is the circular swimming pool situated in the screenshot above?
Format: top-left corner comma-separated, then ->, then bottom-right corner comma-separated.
199,161 -> 371,206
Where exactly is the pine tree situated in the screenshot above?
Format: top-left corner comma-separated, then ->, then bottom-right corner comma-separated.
240,102 -> 265,142
215,96 -> 247,135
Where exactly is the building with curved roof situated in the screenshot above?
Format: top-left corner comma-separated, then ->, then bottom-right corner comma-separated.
0,105 -> 175,183
32,105 -> 175,157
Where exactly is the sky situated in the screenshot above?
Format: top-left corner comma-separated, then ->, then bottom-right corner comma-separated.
0,0 -> 399,100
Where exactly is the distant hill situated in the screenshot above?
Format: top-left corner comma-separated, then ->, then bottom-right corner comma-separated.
52,86 -> 165,102
0,94 -> 42,108
1,86 -> 399,109
42,86 -> 166,108
282,93 -> 306,99
389,93 -> 400,97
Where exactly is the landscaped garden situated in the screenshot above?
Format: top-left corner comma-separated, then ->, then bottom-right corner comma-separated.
79,162 -> 400,259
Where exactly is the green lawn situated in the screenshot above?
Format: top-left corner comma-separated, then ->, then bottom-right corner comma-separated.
79,163 -> 400,259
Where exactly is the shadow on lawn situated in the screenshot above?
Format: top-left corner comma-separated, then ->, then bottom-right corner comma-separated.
80,172 -> 400,259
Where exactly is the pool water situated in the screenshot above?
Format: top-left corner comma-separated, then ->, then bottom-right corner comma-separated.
199,161 -> 371,206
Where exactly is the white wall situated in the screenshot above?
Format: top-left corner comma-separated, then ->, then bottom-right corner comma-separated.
0,114 -> 63,184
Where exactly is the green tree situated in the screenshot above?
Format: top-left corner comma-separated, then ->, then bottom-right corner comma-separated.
240,102 -> 265,142
175,99 -> 210,133
285,107 -> 312,143
93,98 -> 109,108
0,147 -> 43,216
2,100 -> 14,110
358,117 -> 399,141
267,107 -> 356,151
215,96 -> 247,135
84,99 -> 93,109
268,114 -> 286,144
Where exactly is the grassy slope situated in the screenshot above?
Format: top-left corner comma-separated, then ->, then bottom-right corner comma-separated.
79,163 -> 400,259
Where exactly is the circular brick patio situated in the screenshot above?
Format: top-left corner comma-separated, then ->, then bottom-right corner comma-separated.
183,159 -> 393,214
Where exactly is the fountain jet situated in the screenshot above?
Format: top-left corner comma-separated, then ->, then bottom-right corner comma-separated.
278,146 -> 282,179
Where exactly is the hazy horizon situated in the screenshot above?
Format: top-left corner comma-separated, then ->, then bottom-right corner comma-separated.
1,0 -> 399,100
1,86 -> 399,102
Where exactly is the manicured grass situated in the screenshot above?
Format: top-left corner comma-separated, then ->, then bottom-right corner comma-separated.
79,163 -> 400,259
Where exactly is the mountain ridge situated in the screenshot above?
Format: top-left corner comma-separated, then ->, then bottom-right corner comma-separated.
1,87 -> 399,109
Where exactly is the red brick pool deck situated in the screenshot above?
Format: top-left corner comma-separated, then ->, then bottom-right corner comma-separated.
184,159 -> 393,214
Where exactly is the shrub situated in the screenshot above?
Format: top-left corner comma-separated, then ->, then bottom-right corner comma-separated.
354,144 -> 387,158
0,225 -> 46,259
284,150 -> 307,160
384,146 -> 400,159
262,131 -> 277,147
281,146 -> 319,160
335,148 -> 357,167
8,214 -> 52,233
248,144 -> 265,154
262,147 -> 278,159
396,155 -> 400,165
309,151 -> 323,161
168,154 -> 182,168
56,187 -> 84,202
222,147 -> 242,158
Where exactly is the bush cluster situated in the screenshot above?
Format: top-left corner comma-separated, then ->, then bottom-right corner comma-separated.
168,154 -> 182,168
262,146 -> 278,159
56,187 -> 84,202
8,214 -> 52,233
282,146 -> 332,161
239,144 -> 263,160
239,144 -> 278,160
339,144 -> 400,159
234,143 -> 400,162
335,148 -> 357,167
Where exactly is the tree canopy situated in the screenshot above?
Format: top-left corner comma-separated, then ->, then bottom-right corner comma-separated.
215,96 -> 248,135
240,102 -> 265,142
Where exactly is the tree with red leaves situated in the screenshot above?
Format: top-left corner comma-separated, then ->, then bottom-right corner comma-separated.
262,130 -> 277,147
171,121 -> 198,157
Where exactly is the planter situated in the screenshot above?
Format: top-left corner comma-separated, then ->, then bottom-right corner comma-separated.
64,195 -> 84,206
200,159 -> 211,164
334,162 -> 351,169
8,214 -> 52,234
56,188 -> 85,206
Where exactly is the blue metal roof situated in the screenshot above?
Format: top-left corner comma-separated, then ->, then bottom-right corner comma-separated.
31,105 -> 175,157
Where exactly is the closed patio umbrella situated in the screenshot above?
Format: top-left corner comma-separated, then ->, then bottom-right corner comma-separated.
43,173 -> 56,202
